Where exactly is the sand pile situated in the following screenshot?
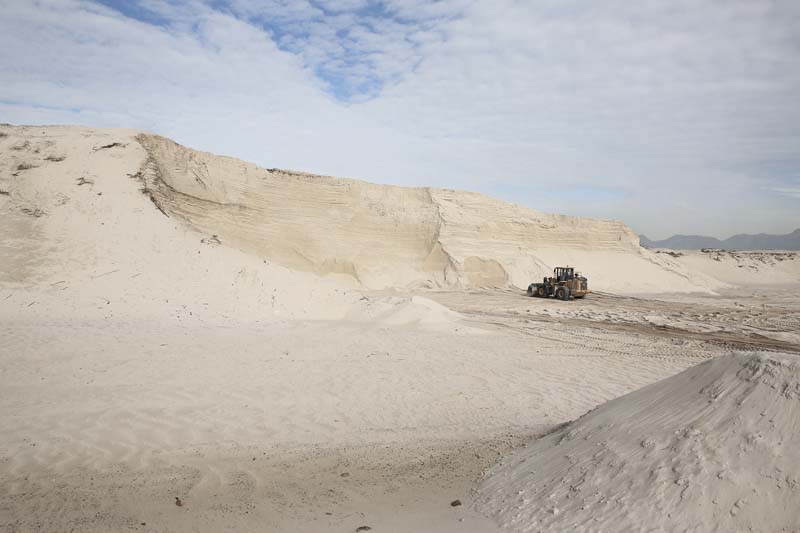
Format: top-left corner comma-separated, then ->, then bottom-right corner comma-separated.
475,352 -> 800,532
1,124 -> 723,296
136,132 -> 717,292
0,125 -> 362,321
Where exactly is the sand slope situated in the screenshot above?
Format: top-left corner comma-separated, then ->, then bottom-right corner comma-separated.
0,125 -> 371,321
0,125 -> 726,294
135,131 -> 717,292
476,352 -> 800,532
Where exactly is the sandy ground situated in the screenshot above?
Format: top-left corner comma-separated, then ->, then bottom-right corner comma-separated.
2,125 -> 799,532
422,285 -> 800,353
3,285 -> 798,532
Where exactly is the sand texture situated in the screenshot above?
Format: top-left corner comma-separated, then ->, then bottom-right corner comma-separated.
476,352 -> 800,532
137,132 -> 726,292
1,124 -> 798,532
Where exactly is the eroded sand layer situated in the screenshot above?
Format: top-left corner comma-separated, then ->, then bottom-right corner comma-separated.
1,124 -> 720,294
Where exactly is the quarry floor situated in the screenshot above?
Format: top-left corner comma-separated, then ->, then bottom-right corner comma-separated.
1,285 -> 798,532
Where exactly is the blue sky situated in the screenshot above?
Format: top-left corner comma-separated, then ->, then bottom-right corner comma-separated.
1,0 -> 799,238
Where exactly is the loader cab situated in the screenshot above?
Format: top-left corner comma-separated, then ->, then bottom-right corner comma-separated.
554,267 -> 575,282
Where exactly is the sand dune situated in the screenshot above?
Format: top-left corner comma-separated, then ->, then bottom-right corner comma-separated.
0,125 -> 364,322
137,132 -> 724,292
1,124 -> 721,298
475,352 -> 800,532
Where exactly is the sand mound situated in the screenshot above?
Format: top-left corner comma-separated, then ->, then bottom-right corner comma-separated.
135,133 -> 718,292
0,125 -> 364,321
475,352 -> 800,532
0,125 -> 466,325
347,295 -> 464,326
1,124 -> 723,296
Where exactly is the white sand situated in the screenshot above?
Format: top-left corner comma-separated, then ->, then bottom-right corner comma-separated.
1,124 -> 798,532
667,249 -> 800,287
476,352 -> 800,532
142,130 -> 722,293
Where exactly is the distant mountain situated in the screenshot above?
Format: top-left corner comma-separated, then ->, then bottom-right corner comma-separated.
640,229 -> 800,251
639,234 -> 723,250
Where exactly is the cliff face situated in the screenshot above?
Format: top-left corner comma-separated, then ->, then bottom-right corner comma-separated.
0,125 -> 714,293
137,134 -> 642,289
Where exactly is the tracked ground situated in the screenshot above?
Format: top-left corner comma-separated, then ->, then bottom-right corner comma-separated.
420,285 -> 800,357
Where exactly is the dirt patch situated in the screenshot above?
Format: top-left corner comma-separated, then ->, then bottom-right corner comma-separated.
93,142 -> 126,151
20,207 -> 46,218
201,235 -> 221,245
423,287 -> 800,355
656,250 -> 684,258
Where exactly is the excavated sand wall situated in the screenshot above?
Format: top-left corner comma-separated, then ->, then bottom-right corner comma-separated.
137,134 -> 645,289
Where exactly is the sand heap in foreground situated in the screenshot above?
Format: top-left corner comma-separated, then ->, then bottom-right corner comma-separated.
475,352 -> 800,532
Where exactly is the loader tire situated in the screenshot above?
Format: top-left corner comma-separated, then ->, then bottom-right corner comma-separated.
556,287 -> 567,300
536,286 -> 546,298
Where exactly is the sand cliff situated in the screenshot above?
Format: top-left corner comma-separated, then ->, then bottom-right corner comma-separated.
135,131 -> 711,292
1,125 -> 718,294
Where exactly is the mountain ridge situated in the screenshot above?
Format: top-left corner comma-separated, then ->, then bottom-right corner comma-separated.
640,229 -> 800,251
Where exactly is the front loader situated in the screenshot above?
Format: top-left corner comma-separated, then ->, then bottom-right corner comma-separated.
526,266 -> 590,301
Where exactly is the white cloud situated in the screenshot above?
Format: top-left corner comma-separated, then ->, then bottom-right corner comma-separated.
772,188 -> 800,199
1,0 -> 799,239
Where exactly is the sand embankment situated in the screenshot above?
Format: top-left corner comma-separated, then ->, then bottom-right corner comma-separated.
0,125 -> 729,295
476,352 -> 800,532
137,132 -> 720,292
0,125 -> 366,321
